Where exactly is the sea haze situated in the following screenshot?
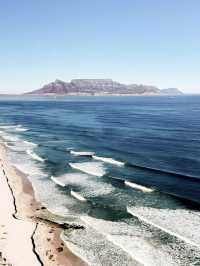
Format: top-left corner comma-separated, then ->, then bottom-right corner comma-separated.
0,95 -> 200,265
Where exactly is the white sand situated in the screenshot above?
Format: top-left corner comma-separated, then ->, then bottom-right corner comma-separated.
0,167 -> 40,266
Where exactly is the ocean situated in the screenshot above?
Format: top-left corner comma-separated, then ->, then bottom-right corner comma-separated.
0,95 -> 200,265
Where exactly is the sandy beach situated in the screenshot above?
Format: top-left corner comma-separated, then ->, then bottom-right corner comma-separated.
0,143 -> 87,266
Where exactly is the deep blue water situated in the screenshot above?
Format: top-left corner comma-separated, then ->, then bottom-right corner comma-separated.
0,95 -> 200,203
0,95 -> 200,265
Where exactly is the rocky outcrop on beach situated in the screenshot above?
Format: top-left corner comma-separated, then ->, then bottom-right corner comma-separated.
25,79 -> 183,96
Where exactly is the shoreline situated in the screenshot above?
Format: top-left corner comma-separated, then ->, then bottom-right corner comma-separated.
0,143 -> 87,266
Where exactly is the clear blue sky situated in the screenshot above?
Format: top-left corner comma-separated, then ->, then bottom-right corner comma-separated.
0,0 -> 200,94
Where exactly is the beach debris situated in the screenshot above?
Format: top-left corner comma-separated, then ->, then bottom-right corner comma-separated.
48,254 -> 53,260
56,247 -> 63,253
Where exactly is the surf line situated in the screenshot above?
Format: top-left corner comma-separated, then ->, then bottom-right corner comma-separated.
70,190 -> 87,202
125,181 -> 154,193
69,162 -> 105,177
51,176 -> 65,187
80,216 -> 144,266
24,141 -> 38,147
70,150 -> 94,156
127,207 -> 199,248
106,234 -> 146,266
92,155 -> 125,166
26,150 -> 45,162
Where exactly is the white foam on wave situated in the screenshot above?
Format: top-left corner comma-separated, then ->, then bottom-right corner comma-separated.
3,141 -> 8,147
15,127 -> 29,132
13,160 -> 75,217
23,140 -> 38,147
2,142 -> 12,150
62,227 -> 131,266
92,155 -> 124,166
5,142 -> 71,220
0,133 -> 35,152
1,134 -> 20,142
0,125 -> 21,129
0,124 -> 29,133
61,236 -> 91,266
0,139 -> 17,151
26,149 -> 45,162
3,142 -> 23,152
1,132 -> 20,142
14,163 -> 46,177
106,234 -> 176,266
51,176 -> 65,187
108,233 -> 161,266
80,216 -> 177,266
8,148 -> 46,177
70,150 -> 94,156
53,173 -> 113,197
71,190 -> 87,202
62,218 -> 136,266
125,181 -> 154,193
69,162 -> 106,177
4,140 -> 34,152
127,206 -> 200,248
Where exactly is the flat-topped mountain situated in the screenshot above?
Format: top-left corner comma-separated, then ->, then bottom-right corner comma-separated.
26,79 -> 183,96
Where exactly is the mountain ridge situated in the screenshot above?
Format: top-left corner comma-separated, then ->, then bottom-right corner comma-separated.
25,79 -> 183,96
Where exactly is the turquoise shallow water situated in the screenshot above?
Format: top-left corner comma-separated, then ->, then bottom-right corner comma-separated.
0,95 -> 200,265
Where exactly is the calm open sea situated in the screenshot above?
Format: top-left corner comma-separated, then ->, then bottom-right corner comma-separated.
0,95 -> 200,265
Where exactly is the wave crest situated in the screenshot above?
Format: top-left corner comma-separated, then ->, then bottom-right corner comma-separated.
69,162 -> 106,177
70,150 -> 94,156
92,155 -> 124,166
51,176 -> 65,187
26,149 -> 45,162
125,181 -> 154,193
24,140 -> 38,147
71,190 -> 87,202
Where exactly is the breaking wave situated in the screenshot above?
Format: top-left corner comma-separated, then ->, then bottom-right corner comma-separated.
0,124 -> 29,132
70,190 -> 87,202
15,127 -> 29,132
23,140 -> 38,147
1,134 -> 20,142
80,216 -> 179,266
92,155 -> 124,166
125,181 -> 154,193
50,172 -> 114,197
0,124 -> 21,129
127,206 -> 200,248
51,176 -> 65,187
70,150 -> 94,156
13,161 -> 46,177
69,162 -> 106,177
26,149 -> 45,162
